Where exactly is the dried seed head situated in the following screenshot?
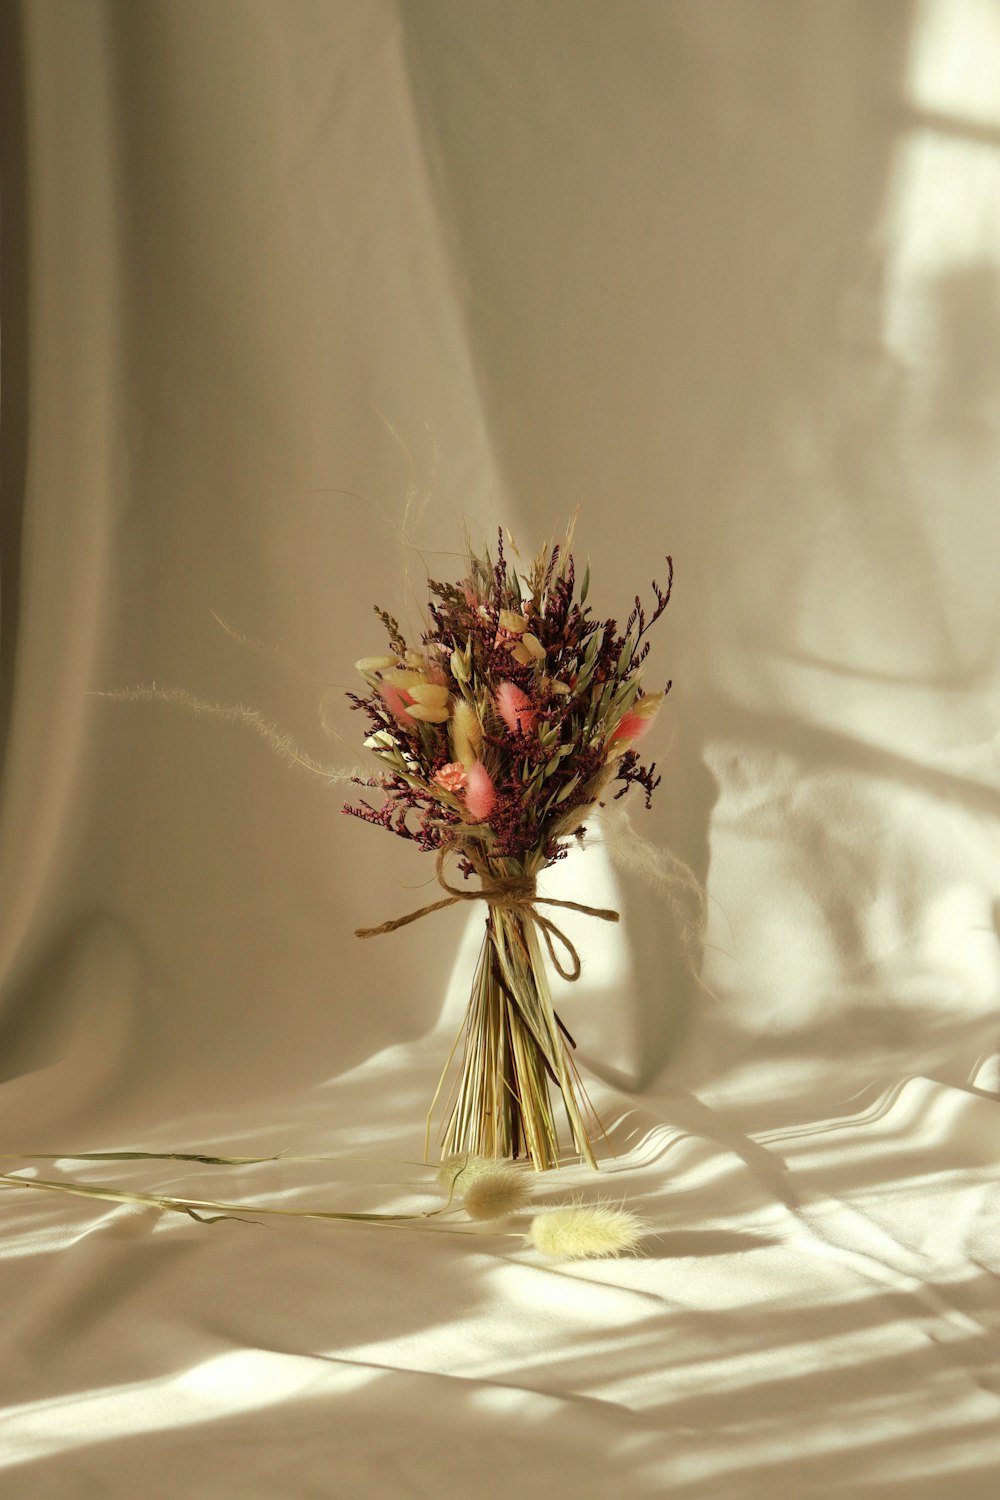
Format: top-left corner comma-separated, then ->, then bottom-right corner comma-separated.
440,1156 -> 531,1221
463,760 -> 496,821
495,681 -> 536,736
529,1203 -> 646,1260
449,699 -> 483,767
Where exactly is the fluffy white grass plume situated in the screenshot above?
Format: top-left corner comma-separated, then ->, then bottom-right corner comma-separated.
529,1202 -> 647,1260
438,1155 -> 531,1221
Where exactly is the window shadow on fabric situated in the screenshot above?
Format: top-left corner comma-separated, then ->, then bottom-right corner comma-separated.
396,0 -> 975,1103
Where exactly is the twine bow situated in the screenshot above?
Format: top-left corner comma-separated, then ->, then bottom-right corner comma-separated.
355,845 -> 619,982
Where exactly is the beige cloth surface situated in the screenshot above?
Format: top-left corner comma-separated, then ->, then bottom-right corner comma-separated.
1,1 -> 999,1494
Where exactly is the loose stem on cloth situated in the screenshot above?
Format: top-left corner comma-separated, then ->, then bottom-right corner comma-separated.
0,1172 -> 465,1227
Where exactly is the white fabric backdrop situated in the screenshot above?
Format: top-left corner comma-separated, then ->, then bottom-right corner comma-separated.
1,2 -> 998,1494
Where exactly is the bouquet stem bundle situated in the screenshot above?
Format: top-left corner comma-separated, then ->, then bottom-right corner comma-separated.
358,840 -> 621,1171
435,897 -> 596,1171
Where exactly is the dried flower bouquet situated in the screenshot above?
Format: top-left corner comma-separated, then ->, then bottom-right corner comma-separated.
345,525 -> 673,1171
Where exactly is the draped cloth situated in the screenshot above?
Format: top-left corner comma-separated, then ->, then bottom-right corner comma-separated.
1,3 -> 998,1495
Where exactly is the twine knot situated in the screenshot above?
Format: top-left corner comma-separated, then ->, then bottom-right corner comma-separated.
355,845 -> 619,982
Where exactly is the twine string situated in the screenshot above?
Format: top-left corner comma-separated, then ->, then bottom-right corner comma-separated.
355,845 -> 619,982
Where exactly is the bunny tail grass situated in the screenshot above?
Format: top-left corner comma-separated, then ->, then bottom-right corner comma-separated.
529,1202 -> 647,1260
439,1155 -> 532,1221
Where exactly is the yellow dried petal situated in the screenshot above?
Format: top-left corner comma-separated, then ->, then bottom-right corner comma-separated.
406,683 -> 450,709
509,643 -> 533,666
355,655 -> 397,674
631,691 -> 665,720
404,703 -> 451,723
498,610 -> 527,634
520,632 -> 546,660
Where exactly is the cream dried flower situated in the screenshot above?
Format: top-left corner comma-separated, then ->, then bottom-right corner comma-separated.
406,707 -> 451,724
529,1202 -> 647,1260
355,655 -> 398,675
407,683 -> 450,710
438,1155 -> 531,1221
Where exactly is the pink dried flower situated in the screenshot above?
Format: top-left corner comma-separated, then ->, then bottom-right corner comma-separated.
610,710 -> 652,744
495,681 -> 536,736
463,760 -> 496,821
433,762 -> 468,793
610,691 -> 665,744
